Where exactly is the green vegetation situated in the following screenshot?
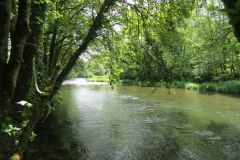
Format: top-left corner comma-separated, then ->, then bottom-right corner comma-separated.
174,80 -> 240,95
120,80 -> 240,95
0,0 -> 116,159
199,80 -> 240,94
87,76 -> 110,82
1,0 -> 240,159
71,1 -> 240,86
178,82 -> 200,90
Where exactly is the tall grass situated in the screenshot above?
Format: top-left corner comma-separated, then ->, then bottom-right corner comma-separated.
89,77 -> 240,95
199,80 -> 240,94
173,80 -> 240,94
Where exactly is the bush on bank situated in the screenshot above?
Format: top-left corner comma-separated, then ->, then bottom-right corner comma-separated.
86,76 -> 240,95
121,80 -> 240,95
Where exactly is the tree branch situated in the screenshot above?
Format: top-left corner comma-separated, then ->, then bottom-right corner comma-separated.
49,0 -> 117,98
33,57 -> 49,97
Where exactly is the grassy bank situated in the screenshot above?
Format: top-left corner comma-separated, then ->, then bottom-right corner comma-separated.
86,76 -> 240,95
198,81 -> 240,94
121,80 -> 240,95
172,80 -> 240,95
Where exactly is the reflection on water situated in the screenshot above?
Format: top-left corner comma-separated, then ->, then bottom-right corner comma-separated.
24,97 -> 89,160
63,78 -> 107,86
26,81 -> 240,160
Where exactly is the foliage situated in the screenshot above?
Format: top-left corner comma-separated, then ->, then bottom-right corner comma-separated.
87,75 -> 110,82
0,0 -> 117,158
1,0 -> 240,158
120,79 -> 240,95
199,80 -> 240,94
78,0 -> 240,84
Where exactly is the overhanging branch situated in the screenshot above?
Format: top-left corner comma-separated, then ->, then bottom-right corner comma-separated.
49,0 -> 117,99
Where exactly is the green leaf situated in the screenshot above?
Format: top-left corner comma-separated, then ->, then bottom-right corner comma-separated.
29,132 -> 37,141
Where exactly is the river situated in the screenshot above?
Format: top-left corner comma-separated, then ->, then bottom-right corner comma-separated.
26,78 -> 240,160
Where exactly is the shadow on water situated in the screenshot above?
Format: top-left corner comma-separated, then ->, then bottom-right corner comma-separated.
203,121 -> 240,160
24,101 -> 89,160
121,110 -> 204,160
131,128 -> 181,160
134,107 -> 240,160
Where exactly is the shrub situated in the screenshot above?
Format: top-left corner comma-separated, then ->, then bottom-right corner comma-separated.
185,82 -> 199,90
172,81 -> 185,88
199,83 -> 217,92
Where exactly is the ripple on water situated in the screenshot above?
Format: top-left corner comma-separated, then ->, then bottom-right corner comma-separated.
155,117 -> 168,123
193,130 -> 222,141
207,136 -> 222,141
178,148 -> 200,160
194,130 -> 214,137
121,95 -> 139,100
143,117 -> 153,124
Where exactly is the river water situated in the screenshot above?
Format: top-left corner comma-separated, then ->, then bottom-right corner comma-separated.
26,79 -> 240,160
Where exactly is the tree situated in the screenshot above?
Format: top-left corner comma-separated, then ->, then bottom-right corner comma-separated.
81,0 -> 240,84
0,0 -> 117,159
221,0 -> 240,42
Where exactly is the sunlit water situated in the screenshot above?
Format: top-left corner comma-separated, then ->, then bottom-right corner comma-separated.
26,79 -> 240,160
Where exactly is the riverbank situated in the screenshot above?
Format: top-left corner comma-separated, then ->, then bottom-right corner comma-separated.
86,76 -> 240,95
121,80 -> 240,95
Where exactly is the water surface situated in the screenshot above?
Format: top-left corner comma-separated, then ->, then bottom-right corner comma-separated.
27,79 -> 240,160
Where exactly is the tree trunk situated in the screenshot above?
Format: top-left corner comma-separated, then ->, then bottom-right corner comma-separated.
0,1 -> 31,157
2,0 -> 116,159
14,2 -> 47,102
5,0 -> 31,100
0,0 -> 11,95
222,0 -> 240,42
5,101 -> 42,160
50,0 -> 117,98
48,20 -> 58,76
